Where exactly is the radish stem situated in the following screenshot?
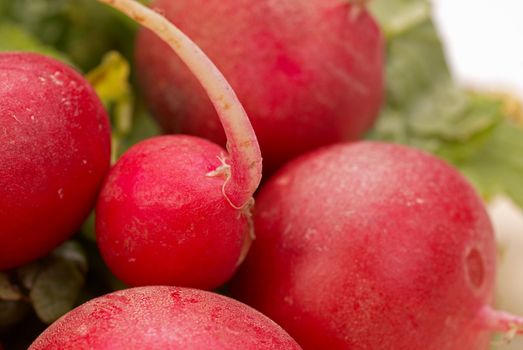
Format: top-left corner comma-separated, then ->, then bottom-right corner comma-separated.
96,0 -> 262,207
477,305 -> 523,337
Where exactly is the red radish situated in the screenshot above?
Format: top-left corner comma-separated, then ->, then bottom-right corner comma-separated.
29,286 -> 302,349
0,53 -> 110,270
97,135 -> 251,288
95,0 -> 262,288
231,142 -> 523,350
136,0 -> 384,173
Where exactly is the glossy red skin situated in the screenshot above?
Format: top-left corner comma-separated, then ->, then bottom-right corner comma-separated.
231,142 -> 496,350
0,53 -> 111,270
29,286 -> 302,350
136,0 -> 384,173
96,135 -> 248,289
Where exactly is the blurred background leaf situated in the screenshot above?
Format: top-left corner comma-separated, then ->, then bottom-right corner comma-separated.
0,0 -> 137,70
369,0 -> 523,209
0,241 -> 89,349
0,21 -> 71,63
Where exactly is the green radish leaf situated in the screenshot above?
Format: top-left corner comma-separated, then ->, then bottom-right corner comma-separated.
86,51 -> 134,152
30,257 -> 85,324
81,211 -> 97,242
118,101 -> 160,156
368,0 -> 431,39
51,241 -> 88,274
86,51 -> 132,110
0,273 -> 22,301
0,0 -> 138,70
457,120 -> 523,208
23,241 -> 89,324
0,20 -> 71,63
85,51 -> 159,160
368,0 -> 523,209
16,263 -> 41,291
0,242 -> 90,328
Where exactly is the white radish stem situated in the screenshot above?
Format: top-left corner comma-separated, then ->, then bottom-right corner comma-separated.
477,306 -> 523,336
96,0 -> 262,207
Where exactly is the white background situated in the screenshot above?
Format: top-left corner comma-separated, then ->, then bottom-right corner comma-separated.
432,0 -> 523,98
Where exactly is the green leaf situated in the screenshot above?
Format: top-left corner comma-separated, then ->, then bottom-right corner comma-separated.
87,51 -> 132,109
81,211 -> 96,241
19,241 -> 89,324
16,263 -> 41,291
0,0 -> 138,70
85,50 -> 160,160
51,241 -> 88,274
457,120 -> 523,208
30,257 -> 85,324
118,101 -> 160,156
0,273 -> 22,301
368,0 -> 523,208
368,0 -> 431,39
86,51 -> 156,161
0,20 -> 71,63
87,51 -> 134,141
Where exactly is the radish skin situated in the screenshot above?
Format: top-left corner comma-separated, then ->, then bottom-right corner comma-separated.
231,142 -> 523,349
136,0 -> 384,173
95,0 -> 262,288
0,53 -> 111,270
96,135 -> 252,288
29,286 -> 303,349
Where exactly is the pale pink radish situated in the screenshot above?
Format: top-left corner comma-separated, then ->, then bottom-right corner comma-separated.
95,0 -> 262,288
0,52 -> 110,270
29,286 -> 302,349
136,0 -> 384,173
231,142 -> 523,350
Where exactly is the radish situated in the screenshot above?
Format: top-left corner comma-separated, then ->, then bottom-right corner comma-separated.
95,0 -> 262,288
135,0 -> 384,173
29,286 -> 302,349
231,142 -> 523,350
0,52 -> 110,270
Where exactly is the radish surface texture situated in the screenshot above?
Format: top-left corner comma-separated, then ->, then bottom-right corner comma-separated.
29,286 -> 303,349
231,142 -> 523,350
96,135 -> 250,288
136,0 -> 384,172
95,0 -> 262,288
0,52 -> 111,270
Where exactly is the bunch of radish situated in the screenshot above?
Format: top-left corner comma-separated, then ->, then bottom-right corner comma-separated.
0,0 -> 521,348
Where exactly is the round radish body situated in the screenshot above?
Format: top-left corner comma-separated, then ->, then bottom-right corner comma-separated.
136,0 -> 384,172
0,52 -> 111,270
96,135 -> 249,288
29,286 -> 302,349
94,0 -> 262,289
231,142 -> 521,350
